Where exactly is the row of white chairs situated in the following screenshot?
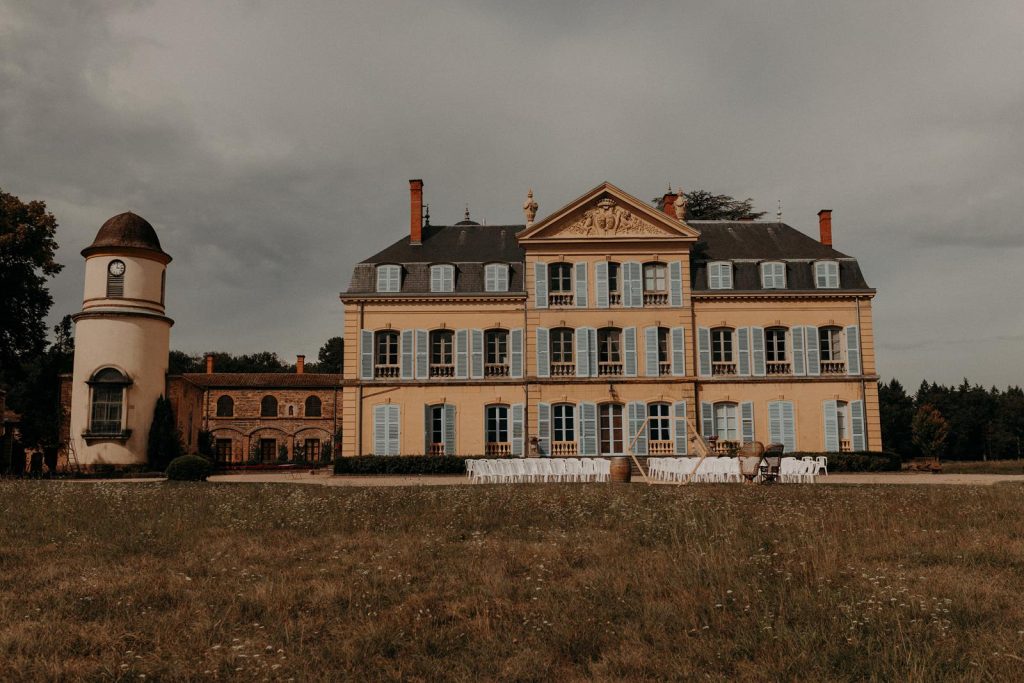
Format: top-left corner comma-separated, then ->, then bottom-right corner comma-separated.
647,456 -> 827,483
467,458 -> 611,483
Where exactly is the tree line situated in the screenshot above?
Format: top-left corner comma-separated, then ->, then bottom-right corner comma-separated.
168,338 -> 343,375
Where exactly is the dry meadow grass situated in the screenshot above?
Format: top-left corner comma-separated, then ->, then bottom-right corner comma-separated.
2,481 -> 1024,681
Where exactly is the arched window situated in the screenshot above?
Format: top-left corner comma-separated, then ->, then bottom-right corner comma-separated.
429,329 -> 454,376
260,395 -> 278,418
106,260 -> 126,298
549,327 -> 574,375
765,327 -> 788,373
88,368 -> 129,435
216,395 -> 234,417
305,395 -> 322,417
597,327 -> 621,375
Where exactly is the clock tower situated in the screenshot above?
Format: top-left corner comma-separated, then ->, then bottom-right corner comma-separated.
69,212 -> 173,469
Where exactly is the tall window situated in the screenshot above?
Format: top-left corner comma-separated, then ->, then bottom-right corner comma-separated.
597,328 -> 621,364
548,263 -> 572,292
106,260 -> 125,298
599,404 -> 623,455
88,368 -> 128,435
815,261 -> 840,289
550,328 -> 574,364
428,405 -> 444,449
430,264 -> 455,293
430,330 -> 454,366
657,327 -> 670,367
708,262 -> 734,289
553,403 -> 575,442
304,438 -> 322,462
819,326 -> 843,361
642,262 -> 667,292
215,438 -> 233,462
260,395 -> 278,417
648,403 -> 671,442
216,395 -> 234,417
713,402 -> 739,441
484,263 -> 509,292
836,401 -> 850,447
374,330 -> 399,376
607,262 -> 621,298
486,405 -> 509,444
305,395 -> 322,417
766,328 -> 787,362
376,264 -> 402,292
485,329 -> 508,366
761,262 -> 786,289
711,328 -> 734,363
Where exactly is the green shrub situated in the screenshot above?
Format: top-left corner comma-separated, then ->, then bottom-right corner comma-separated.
790,451 -> 901,472
334,456 -> 472,475
166,455 -> 214,481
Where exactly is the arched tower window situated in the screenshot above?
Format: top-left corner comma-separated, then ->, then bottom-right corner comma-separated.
88,368 -> 130,435
260,395 -> 278,418
216,395 -> 234,417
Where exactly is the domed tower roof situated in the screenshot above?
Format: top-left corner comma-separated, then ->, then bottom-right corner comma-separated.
81,212 -> 171,262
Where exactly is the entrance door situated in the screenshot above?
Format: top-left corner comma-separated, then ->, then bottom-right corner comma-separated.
599,404 -> 623,455
260,439 -> 276,463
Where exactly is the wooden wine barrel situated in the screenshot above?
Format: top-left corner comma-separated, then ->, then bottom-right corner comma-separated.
609,456 -> 632,483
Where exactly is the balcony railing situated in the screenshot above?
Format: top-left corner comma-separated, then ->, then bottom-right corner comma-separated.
710,439 -> 740,455
649,440 -> 674,455
712,362 -> 737,376
643,291 -> 669,306
551,362 -> 576,377
766,361 -> 791,375
485,442 -> 511,457
840,439 -> 852,453
551,441 -> 577,456
428,443 -> 446,456
609,292 -> 622,305
484,363 -> 510,377
597,362 -> 623,377
429,364 -> 455,378
374,364 -> 400,378
548,293 -> 574,307
658,361 -> 671,376
821,361 -> 846,375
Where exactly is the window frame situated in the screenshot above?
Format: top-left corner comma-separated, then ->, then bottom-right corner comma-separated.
485,404 -> 510,444
657,327 -> 670,364
374,330 -> 399,367
216,395 -> 234,418
648,402 -> 671,442
760,261 -> 787,289
550,327 -> 574,364
819,326 -> 843,361
713,402 -> 739,441
375,264 -> 402,293
260,395 -> 278,418
765,327 -> 788,362
485,328 -> 509,366
708,261 -> 734,290
87,368 -> 129,435
548,263 -> 573,293
597,327 -> 622,364
304,395 -> 322,418
552,403 -> 576,443
642,262 -> 667,293
428,404 -> 445,446
599,403 -> 624,455
430,329 -> 454,366
607,261 -> 621,293
484,263 -> 509,292
711,327 -> 734,363
814,260 -> 840,289
430,264 -> 456,293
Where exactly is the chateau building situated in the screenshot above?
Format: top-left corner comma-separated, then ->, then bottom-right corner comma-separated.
340,181 -> 880,457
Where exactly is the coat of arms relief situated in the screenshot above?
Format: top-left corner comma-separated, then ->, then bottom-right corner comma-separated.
563,198 -> 664,236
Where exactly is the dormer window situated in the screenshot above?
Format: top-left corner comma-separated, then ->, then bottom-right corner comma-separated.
815,261 -> 840,289
484,263 -> 509,292
376,264 -> 401,293
760,262 -> 786,289
430,264 -> 455,293
708,262 -> 733,290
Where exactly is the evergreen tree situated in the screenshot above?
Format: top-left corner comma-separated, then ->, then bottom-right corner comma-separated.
912,404 -> 950,459
147,395 -> 182,471
878,379 -> 915,457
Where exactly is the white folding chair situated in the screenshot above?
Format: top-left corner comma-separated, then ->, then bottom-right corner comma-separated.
815,456 -> 828,476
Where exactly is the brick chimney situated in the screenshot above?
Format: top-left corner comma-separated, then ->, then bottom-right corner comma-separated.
205,353 -> 214,374
661,190 -> 677,217
818,209 -> 833,247
410,179 -> 424,245
296,354 -> 305,374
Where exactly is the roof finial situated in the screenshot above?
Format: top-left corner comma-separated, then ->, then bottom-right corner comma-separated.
464,204 -> 471,222
424,203 -> 430,227
523,188 -> 538,226
776,199 -> 782,222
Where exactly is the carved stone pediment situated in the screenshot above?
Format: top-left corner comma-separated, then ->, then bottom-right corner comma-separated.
558,198 -> 668,238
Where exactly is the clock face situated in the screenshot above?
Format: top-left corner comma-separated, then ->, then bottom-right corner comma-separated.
108,260 -> 126,277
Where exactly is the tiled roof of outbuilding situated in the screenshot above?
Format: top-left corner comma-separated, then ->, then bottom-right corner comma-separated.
180,373 -> 342,389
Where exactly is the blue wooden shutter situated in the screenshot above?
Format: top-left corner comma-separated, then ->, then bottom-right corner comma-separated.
672,400 -> 688,454
805,326 -> 820,375
845,325 -> 861,375
535,328 -> 549,378
388,404 -> 401,455
389,266 -> 401,292
595,261 -> 609,308
791,326 -> 806,376
851,400 -> 866,451
580,402 -> 597,456
497,265 -> 509,291
455,329 -> 469,379
629,262 -> 643,307
737,327 -> 751,376
373,404 -> 387,454
709,263 -> 721,290
423,404 -> 432,454
470,329 -> 484,379
721,263 -> 733,289
628,401 -> 647,455
740,401 -> 755,444
360,330 -> 374,380
443,403 -> 456,455
484,264 -> 496,292
574,262 -> 588,308
697,327 -> 712,377
823,400 -> 839,452
622,262 -> 634,307
537,402 -> 551,457
376,267 -> 388,292
576,327 -> 591,377
669,261 -> 683,307
644,326 -> 659,376
768,401 -> 783,448
751,327 -> 766,376
700,401 -> 715,438
400,330 -> 414,380
430,266 -> 442,292
534,262 -> 548,308
415,329 -> 428,379
511,403 -> 524,456
671,327 -> 686,376
781,401 -> 796,452
589,328 -> 598,377
510,328 -> 524,378
623,327 -> 637,377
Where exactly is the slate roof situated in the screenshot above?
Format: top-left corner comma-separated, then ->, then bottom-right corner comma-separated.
345,220 -> 871,295
181,373 -> 343,389
83,212 -> 170,259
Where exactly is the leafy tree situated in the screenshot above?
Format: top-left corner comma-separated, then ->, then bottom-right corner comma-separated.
311,337 -> 344,374
652,188 -> 766,221
6,315 -> 74,447
169,350 -> 202,374
0,189 -> 63,383
912,404 -> 949,460
147,395 -> 182,471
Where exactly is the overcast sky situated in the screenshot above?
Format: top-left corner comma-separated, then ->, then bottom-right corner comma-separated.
2,0 -> 1022,387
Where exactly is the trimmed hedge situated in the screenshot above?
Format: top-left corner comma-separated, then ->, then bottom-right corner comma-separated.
166,455 -> 214,481
334,456 -> 470,475
791,451 -> 901,472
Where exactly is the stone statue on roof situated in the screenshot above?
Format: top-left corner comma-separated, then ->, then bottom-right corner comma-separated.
673,189 -> 688,220
523,188 -> 538,226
